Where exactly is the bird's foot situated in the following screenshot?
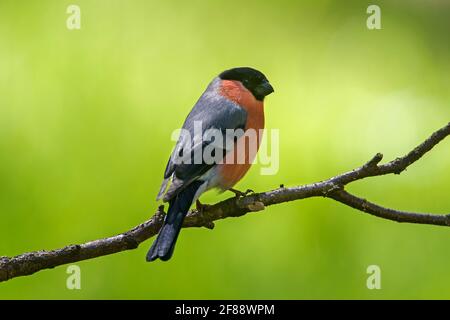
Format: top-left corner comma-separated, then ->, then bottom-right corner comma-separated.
229,188 -> 254,198
196,199 -> 210,214
195,200 -> 214,229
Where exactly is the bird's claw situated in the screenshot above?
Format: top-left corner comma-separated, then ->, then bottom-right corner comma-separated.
195,200 -> 214,229
229,188 -> 254,198
196,199 -> 210,214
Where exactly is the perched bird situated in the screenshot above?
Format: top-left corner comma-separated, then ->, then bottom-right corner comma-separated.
146,67 -> 274,262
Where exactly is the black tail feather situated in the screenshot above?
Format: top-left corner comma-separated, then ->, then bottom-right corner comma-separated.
146,181 -> 203,262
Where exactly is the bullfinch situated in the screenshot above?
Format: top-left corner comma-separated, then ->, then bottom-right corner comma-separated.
146,67 -> 274,262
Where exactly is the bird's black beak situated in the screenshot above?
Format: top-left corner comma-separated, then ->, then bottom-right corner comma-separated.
255,81 -> 274,99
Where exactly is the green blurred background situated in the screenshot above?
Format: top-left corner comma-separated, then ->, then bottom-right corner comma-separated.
0,0 -> 449,299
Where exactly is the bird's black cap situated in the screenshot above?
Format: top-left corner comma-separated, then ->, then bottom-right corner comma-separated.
219,67 -> 274,101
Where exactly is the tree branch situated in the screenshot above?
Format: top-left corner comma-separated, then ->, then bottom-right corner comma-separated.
1,122 -> 449,282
